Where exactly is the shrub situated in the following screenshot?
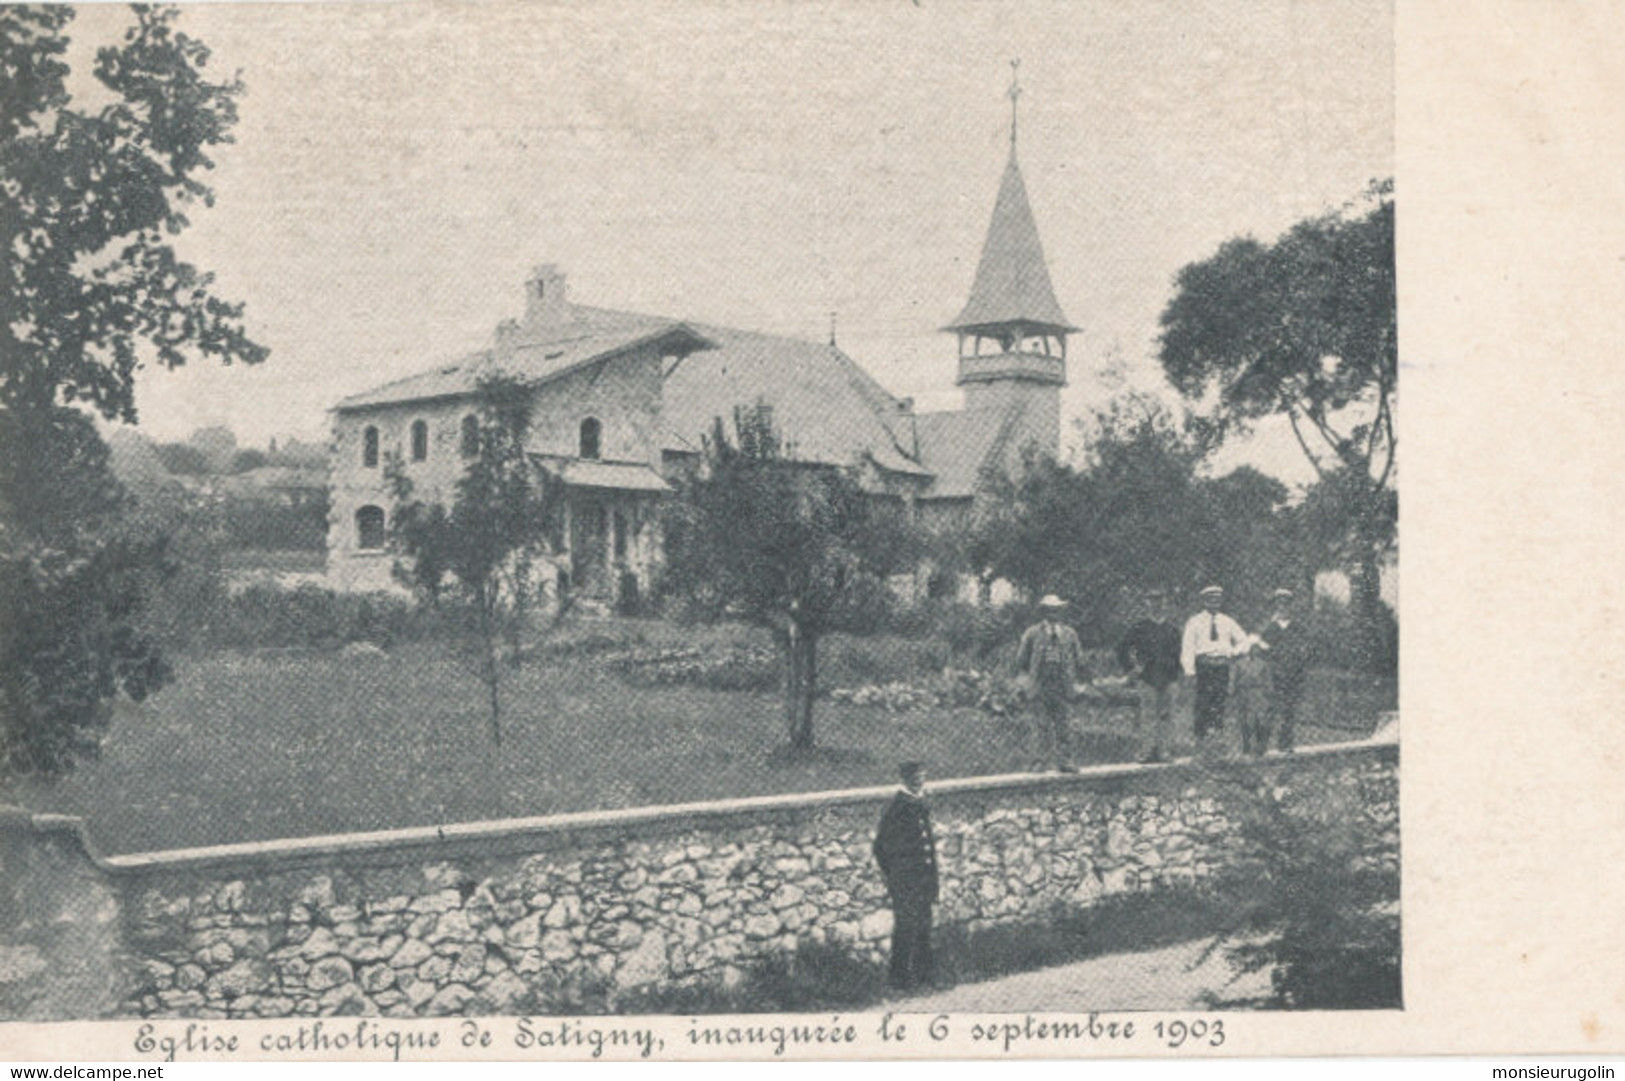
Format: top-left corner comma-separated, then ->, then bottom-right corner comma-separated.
1206,774 -> 1401,1009
608,645 -> 781,693
207,584 -> 424,650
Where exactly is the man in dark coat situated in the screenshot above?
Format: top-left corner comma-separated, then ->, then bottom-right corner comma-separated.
1259,588 -> 1311,752
1116,588 -> 1184,763
872,761 -> 939,991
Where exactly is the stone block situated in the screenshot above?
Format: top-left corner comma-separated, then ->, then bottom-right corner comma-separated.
617,929 -> 667,988
297,876 -> 336,910
542,895 -> 580,929
426,909 -> 476,945
390,939 -> 433,970
657,863 -> 699,885
416,954 -> 452,984
858,910 -> 893,941
360,963 -> 396,994
425,983 -> 476,1016
409,890 -> 463,915
306,956 -> 354,993
400,974 -> 436,1009
540,929 -> 576,962
449,944 -> 486,985
743,913 -> 781,939
298,927 -> 341,961
210,959 -> 269,999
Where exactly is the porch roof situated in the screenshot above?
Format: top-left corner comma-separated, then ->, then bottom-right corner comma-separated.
534,456 -> 670,493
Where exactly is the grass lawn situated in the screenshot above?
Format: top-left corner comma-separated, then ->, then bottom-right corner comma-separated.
8,626 -> 1390,856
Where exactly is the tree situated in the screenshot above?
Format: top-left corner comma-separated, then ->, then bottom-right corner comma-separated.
152,441 -> 211,476
967,393 -> 1300,643
662,406 -> 915,750
0,408 -> 172,776
229,448 -> 268,473
389,375 -> 565,744
0,5 -> 264,781
1158,180 -> 1395,663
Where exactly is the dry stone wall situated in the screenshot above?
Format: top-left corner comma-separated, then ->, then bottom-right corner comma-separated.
1,741 -> 1397,1020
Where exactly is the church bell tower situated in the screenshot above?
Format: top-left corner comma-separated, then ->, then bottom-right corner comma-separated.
945,62 -> 1075,458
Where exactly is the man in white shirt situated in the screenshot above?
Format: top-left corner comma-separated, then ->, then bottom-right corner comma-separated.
1181,584 -> 1248,741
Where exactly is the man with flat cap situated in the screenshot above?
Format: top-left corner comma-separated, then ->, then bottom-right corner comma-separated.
1259,587 -> 1311,753
873,761 -> 938,991
1014,595 -> 1087,772
1181,585 -> 1248,742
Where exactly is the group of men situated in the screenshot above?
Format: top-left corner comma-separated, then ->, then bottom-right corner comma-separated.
871,584 -> 1312,993
1015,584 -> 1311,770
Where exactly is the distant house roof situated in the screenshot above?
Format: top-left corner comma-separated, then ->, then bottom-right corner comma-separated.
912,403 -> 1029,500
945,150 -> 1076,336
240,465 -> 326,490
333,321 -> 715,412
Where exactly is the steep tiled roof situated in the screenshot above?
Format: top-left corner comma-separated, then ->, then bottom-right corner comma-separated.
912,403 -> 1028,500
332,349 -> 493,411
662,322 -> 930,477
946,151 -> 1075,334
334,300 -> 933,480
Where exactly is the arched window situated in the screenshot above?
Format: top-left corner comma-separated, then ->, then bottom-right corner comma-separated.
460,414 -> 480,458
410,419 -> 429,462
362,426 -> 379,468
355,505 -> 386,550
579,417 -> 602,460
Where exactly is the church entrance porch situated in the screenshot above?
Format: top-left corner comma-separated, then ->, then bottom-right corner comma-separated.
541,458 -> 668,613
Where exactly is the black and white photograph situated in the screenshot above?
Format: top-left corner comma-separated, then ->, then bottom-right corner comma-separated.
4,0 -> 1614,1063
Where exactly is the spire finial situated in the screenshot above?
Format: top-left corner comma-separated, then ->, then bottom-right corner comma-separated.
1007,58 -> 1022,152
829,310 -> 838,348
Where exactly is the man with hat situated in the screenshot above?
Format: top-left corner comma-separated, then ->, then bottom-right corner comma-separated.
1259,587 -> 1311,753
872,761 -> 938,991
1116,587 -> 1184,763
1181,585 -> 1248,742
1014,595 -> 1087,772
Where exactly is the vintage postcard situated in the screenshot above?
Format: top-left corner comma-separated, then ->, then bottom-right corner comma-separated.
1,0 -> 1619,1064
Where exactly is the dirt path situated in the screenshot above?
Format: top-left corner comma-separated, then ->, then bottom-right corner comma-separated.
895,939 -> 1271,1013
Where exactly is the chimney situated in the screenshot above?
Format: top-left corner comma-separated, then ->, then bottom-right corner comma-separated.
524,263 -> 569,325
494,317 -> 520,357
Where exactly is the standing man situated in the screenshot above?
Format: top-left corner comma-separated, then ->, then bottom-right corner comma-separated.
872,761 -> 938,992
1116,588 -> 1183,763
1014,595 -> 1086,773
1180,585 -> 1248,743
1259,587 -> 1311,753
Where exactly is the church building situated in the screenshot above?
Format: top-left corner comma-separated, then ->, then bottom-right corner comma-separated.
326,82 -> 1079,604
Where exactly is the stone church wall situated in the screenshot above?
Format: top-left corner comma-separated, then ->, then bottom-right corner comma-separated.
325,342 -> 666,595
0,741 -> 1396,1020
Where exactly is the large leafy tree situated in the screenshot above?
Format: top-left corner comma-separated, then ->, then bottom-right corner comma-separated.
662,406 -> 914,750
389,375 -> 565,745
968,394 -> 1297,644
1,5 -> 264,779
1158,180 -> 1395,662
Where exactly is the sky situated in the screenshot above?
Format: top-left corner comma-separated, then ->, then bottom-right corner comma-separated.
69,0 -> 1393,486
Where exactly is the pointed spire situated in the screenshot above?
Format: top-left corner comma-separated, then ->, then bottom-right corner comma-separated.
946,69 -> 1074,335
